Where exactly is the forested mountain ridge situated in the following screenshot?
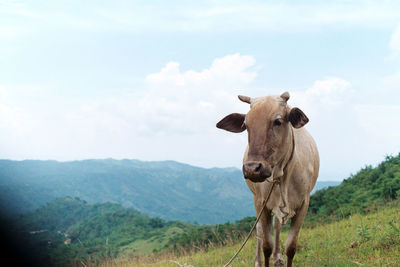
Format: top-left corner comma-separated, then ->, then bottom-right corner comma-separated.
0,159 -> 253,224
0,159 -> 339,224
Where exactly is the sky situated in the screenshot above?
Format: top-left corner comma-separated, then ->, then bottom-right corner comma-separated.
1,0 -> 400,181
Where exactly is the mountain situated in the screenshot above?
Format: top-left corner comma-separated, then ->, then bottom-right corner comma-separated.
0,159 -> 339,224
0,159 -> 252,224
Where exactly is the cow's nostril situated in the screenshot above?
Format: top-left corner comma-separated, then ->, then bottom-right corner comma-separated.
243,162 -> 262,174
254,163 -> 261,172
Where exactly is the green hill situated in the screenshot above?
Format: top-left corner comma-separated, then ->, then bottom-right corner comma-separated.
11,197 -> 257,266
308,154 -> 400,222
11,197 -> 192,266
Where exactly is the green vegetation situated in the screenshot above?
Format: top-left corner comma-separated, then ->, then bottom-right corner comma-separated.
163,154 -> 400,252
11,197 -> 192,265
3,154 -> 399,266
129,201 -> 400,267
308,154 -> 400,224
10,196 -> 263,265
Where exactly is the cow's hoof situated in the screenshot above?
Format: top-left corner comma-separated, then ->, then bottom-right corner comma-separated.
253,257 -> 263,267
273,257 -> 285,267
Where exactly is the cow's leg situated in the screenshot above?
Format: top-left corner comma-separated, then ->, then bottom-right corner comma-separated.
254,221 -> 263,267
285,199 -> 309,267
272,216 -> 285,266
261,212 -> 273,267
253,198 -> 273,267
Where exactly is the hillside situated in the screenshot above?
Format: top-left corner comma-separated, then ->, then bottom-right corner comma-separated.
308,154 -> 400,222
131,201 -> 400,266
9,197 -> 192,266
9,197 -> 257,266
0,159 -> 339,225
165,154 -> 400,250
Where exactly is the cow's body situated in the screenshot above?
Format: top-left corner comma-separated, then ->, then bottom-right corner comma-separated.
217,93 -> 319,267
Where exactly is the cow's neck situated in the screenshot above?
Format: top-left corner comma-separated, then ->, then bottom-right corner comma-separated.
271,126 -> 295,181
269,126 -> 296,225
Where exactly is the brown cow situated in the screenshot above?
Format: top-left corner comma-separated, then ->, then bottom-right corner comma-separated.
217,92 -> 319,267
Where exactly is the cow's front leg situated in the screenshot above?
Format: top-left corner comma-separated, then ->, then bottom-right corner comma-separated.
272,216 -> 285,266
285,198 -> 309,267
261,211 -> 274,267
253,199 -> 273,267
254,221 -> 263,267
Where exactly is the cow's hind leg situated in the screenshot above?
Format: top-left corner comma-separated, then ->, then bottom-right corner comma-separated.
272,216 -> 285,266
285,198 -> 309,267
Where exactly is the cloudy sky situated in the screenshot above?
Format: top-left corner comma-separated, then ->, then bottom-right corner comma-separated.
1,0 -> 400,181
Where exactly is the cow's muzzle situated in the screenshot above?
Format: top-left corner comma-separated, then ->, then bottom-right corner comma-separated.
242,161 -> 272,183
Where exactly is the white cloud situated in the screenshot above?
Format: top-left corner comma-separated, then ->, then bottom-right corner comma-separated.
389,24 -> 400,55
290,77 -> 353,118
381,24 -> 400,102
306,77 -> 351,106
355,104 -> 400,139
0,85 -> 7,99
306,77 -> 350,96
2,0 -> 400,40
0,85 -> 32,134
0,54 -> 254,164
142,53 -> 257,134
146,53 -> 256,87
383,68 -> 400,96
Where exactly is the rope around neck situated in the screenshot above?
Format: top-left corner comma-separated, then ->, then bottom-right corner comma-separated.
223,179 -> 278,267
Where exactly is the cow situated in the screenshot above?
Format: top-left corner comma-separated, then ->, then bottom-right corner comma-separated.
216,92 -> 319,267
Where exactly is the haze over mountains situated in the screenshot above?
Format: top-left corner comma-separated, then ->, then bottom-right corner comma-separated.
0,159 -> 339,224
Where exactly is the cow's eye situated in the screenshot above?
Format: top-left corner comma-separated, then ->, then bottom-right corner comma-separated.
274,119 -> 282,126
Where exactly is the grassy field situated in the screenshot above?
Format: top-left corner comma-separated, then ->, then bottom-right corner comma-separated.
102,202 -> 400,267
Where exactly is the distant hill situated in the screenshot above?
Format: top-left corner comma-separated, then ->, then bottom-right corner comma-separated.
0,159 -> 252,224
311,181 -> 340,194
0,159 -> 339,224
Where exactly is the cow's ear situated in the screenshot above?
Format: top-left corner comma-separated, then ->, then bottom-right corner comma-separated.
288,108 -> 309,128
216,113 -> 246,133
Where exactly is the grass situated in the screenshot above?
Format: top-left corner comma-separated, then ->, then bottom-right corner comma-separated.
116,226 -> 186,260
95,203 -> 400,267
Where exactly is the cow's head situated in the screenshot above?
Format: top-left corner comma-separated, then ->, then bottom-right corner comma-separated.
216,92 -> 308,183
